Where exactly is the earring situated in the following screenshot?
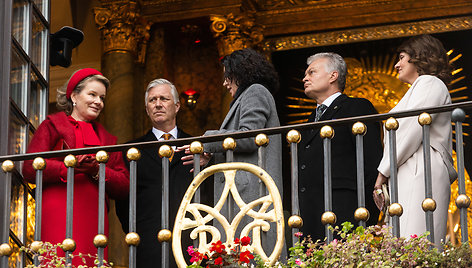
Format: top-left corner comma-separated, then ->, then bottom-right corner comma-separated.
73,102 -> 76,106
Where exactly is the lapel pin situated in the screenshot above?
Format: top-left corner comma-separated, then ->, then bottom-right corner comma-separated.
334,106 -> 338,110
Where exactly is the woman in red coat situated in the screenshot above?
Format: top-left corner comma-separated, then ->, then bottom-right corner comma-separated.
22,68 -> 129,266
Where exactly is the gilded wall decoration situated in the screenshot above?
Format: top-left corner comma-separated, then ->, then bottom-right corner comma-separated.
210,13 -> 264,57
94,1 -> 151,63
263,16 -> 472,52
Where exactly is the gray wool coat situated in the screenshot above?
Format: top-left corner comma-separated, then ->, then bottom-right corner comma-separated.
203,83 -> 284,256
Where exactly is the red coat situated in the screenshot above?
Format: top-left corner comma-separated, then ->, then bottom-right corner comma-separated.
23,112 -> 129,266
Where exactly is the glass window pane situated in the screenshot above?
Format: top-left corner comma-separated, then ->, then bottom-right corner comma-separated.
11,49 -> 28,114
12,0 -> 29,51
10,176 -> 25,243
9,108 -> 27,155
29,72 -> 47,128
8,237 -> 22,268
27,191 -> 35,248
33,0 -> 48,20
31,14 -> 47,77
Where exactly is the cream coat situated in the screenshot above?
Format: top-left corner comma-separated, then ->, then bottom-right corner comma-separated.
378,75 -> 454,244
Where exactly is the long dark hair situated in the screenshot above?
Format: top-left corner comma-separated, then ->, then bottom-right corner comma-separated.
397,34 -> 453,86
221,48 -> 279,95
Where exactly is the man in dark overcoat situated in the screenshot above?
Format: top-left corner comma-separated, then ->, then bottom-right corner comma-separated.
116,78 -> 192,267
298,52 -> 383,241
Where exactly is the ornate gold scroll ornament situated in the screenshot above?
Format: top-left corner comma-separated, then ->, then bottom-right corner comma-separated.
172,162 -> 285,267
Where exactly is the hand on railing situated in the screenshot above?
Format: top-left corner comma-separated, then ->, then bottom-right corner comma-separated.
75,154 -> 99,178
176,145 -> 212,172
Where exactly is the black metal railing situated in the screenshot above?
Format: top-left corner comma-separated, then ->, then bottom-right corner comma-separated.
0,101 -> 471,267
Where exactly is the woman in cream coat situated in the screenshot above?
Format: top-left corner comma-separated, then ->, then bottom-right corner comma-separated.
374,35 -> 456,244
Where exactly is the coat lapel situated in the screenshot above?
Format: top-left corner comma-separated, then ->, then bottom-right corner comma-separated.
301,94 -> 348,146
220,95 -> 242,129
141,131 -> 161,164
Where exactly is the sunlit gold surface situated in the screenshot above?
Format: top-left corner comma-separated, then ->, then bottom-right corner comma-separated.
319,125 -> 334,139
352,122 -> 367,136
125,232 -> 140,246
159,145 -> 173,158
96,150 -> 109,163
418,113 -> 432,126
0,243 -> 12,256
1,160 -> 14,172
385,117 -> 399,131
189,141 -> 204,154
94,2 -> 151,63
456,194 -> 471,209
388,203 -> 403,217
172,162 -> 284,267
32,157 -> 46,170
61,238 -> 76,252
222,137 -> 237,150
255,134 -> 269,147
63,155 -> 77,168
210,13 -> 264,57
93,234 -> 108,248
127,147 -> 141,161
263,16 -> 472,52
30,241 -> 43,253
286,130 -> 301,143
354,207 -> 370,222
321,211 -> 336,225
422,198 -> 437,212
288,215 -> 303,228
157,229 -> 172,243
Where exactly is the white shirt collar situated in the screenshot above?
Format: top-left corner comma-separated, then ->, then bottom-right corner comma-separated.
320,92 -> 342,108
152,126 -> 178,141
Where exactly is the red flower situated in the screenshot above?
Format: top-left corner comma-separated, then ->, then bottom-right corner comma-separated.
209,240 -> 226,254
240,236 -> 251,246
214,256 -> 223,265
234,238 -> 240,245
239,250 -> 254,264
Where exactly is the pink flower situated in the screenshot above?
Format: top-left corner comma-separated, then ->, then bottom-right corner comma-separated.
410,234 -> 418,239
187,246 -> 195,255
295,258 -> 304,265
294,232 -> 303,238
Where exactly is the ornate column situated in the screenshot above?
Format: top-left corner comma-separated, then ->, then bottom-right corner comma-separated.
93,2 -> 150,268
210,13 -> 265,115
94,0 -> 150,143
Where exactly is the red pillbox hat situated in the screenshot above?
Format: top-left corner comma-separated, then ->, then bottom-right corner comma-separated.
66,68 -> 103,99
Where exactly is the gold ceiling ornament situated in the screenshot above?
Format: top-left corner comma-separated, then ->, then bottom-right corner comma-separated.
263,16 -> 472,52
94,1 -> 151,64
172,162 -> 285,267
249,0 -> 327,10
210,12 -> 265,57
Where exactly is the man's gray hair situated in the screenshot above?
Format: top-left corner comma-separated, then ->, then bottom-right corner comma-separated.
144,78 -> 180,105
307,52 -> 347,90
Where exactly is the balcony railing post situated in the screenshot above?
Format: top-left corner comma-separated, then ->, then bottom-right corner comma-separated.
190,141 -> 204,204
320,126 -> 335,242
385,118 -> 402,238
0,160 -> 14,267
95,151 -> 109,266
452,108 -> 470,245
286,130 -> 302,246
32,157 -> 46,266
159,145 -> 173,268
63,155 -> 77,265
352,122 -> 369,227
126,148 -> 141,268
419,113 -> 435,244
223,138 -> 236,221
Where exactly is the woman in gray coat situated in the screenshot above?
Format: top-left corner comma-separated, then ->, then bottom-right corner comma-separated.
181,48 -> 283,256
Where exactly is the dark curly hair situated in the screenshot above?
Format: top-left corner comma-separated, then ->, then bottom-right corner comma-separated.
221,48 -> 279,94
397,34 -> 453,86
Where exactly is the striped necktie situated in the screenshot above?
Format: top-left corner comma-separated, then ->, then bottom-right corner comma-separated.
315,104 -> 327,122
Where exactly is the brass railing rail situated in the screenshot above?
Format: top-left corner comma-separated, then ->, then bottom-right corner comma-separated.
1,101 -> 472,267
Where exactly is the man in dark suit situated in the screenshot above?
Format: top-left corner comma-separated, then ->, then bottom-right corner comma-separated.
116,78 -> 192,267
298,52 -> 382,241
